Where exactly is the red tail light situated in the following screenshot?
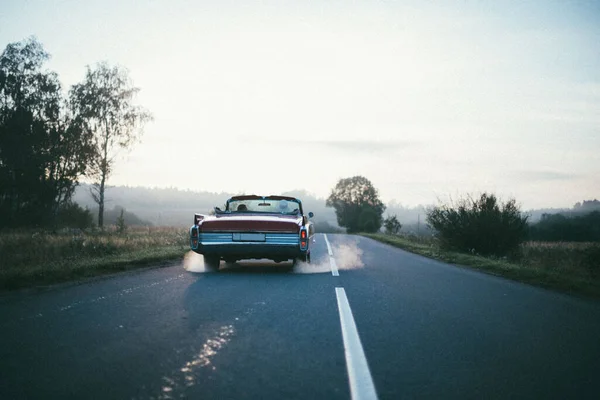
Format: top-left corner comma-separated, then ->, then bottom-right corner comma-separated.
191,227 -> 199,249
300,228 -> 308,250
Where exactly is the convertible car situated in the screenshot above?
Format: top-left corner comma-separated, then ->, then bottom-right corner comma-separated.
189,195 -> 315,270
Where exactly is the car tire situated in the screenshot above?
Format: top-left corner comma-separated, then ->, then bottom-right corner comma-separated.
294,253 -> 310,265
204,255 -> 220,271
303,252 -> 311,264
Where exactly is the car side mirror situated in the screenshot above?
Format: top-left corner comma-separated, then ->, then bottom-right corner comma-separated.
308,212 -> 314,218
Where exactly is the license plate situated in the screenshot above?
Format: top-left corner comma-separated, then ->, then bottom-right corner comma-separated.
233,233 -> 266,242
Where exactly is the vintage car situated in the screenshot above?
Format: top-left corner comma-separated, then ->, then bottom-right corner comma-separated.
189,195 -> 315,270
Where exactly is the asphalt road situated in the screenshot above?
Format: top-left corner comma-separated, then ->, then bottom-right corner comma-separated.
1,233 -> 600,399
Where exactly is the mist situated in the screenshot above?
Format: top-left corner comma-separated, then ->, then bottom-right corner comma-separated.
183,251 -> 207,273
2,1 -> 598,211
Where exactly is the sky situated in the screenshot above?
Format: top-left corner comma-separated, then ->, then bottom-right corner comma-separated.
1,0 -> 599,209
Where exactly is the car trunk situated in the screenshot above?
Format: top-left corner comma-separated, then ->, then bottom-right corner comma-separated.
200,214 -> 302,233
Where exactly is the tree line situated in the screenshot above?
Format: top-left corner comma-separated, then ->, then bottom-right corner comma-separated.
325,176 -> 529,256
0,37 -> 150,229
528,199 -> 600,241
529,211 -> 600,242
326,175 -> 598,258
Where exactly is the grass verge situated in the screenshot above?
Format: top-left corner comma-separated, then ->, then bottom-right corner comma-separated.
362,233 -> 600,299
0,227 -> 188,291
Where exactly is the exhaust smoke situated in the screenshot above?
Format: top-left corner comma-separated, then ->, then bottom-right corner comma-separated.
295,238 -> 364,273
183,251 -> 207,273
332,241 -> 364,270
293,259 -> 332,274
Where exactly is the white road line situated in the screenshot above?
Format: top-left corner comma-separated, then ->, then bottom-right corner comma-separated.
323,234 -> 339,276
330,256 -> 340,276
335,287 -> 378,400
324,234 -> 334,256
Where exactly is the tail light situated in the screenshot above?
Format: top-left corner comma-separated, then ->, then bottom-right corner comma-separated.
190,227 -> 199,249
300,228 -> 308,250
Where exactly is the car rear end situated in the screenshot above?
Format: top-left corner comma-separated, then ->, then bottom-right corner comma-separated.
190,214 -> 310,263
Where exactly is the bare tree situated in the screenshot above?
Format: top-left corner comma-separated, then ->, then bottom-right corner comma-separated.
69,62 -> 152,228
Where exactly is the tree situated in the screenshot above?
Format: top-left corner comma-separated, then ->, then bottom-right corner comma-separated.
116,208 -> 126,234
69,62 -> 152,228
55,202 -> 94,230
529,211 -> 600,242
326,176 -> 386,233
573,199 -> 600,213
0,37 -> 93,227
426,193 -> 528,256
47,114 -> 95,214
383,215 -> 402,235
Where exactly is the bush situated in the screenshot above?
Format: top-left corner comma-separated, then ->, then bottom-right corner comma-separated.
383,215 -> 402,235
116,208 -> 127,234
426,193 -> 528,256
55,202 -> 94,230
97,205 -> 151,227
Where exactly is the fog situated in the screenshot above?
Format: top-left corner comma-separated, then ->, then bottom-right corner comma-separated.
6,0 -> 597,210
72,183 -> 594,230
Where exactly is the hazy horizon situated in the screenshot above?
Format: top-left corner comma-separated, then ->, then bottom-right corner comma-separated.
2,0 -> 598,209
73,182 -> 590,213
71,182 -> 592,229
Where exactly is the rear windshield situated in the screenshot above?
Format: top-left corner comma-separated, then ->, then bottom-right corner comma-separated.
227,199 -> 301,215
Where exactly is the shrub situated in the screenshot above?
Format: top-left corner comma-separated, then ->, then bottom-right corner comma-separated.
55,202 -> 94,230
383,215 -> 402,235
426,193 -> 528,256
116,208 -> 127,234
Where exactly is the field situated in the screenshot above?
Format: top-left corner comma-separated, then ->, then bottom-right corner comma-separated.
519,241 -> 599,279
363,233 -> 600,299
2,227 -> 599,298
0,227 -> 188,290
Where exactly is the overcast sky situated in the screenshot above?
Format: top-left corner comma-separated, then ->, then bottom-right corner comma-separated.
1,0 -> 599,209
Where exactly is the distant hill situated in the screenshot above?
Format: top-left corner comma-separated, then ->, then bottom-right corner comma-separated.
73,184 -> 596,231
72,184 -> 340,228
525,207 -> 570,222
525,199 -> 600,222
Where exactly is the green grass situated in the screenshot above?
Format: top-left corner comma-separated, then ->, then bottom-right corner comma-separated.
4,227 -> 598,298
0,226 -> 189,291
362,233 -> 600,299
